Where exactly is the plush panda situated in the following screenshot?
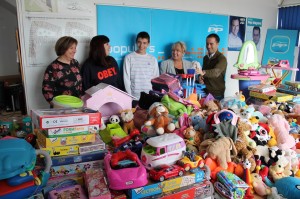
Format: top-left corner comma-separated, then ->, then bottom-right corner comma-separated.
109,115 -> 120,124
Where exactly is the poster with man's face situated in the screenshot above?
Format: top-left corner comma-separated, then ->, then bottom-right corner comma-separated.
228,16 -> 246,51
245,18 -> 263,51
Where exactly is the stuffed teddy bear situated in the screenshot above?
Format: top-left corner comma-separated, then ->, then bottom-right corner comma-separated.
268,114 -> 296,150
183,126 -> 201,153
120,108 -> 136,134
189,114 -> 207,131
235,120 -> 256,171
200,137 -> 237,169
144,102 -> 175,135
251,173 -> 271,196
203,99 -> 221,116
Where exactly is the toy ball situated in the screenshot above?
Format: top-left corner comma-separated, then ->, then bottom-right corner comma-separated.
109,115 -> 120,124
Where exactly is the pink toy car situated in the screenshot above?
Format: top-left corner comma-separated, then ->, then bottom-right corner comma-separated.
104,150 -> 148,190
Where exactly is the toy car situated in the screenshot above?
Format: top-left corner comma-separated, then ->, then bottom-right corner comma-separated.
177,151 -> 204,171
113,139 -> 143,157
149,164 -> 184,182
104,150 -> 148,190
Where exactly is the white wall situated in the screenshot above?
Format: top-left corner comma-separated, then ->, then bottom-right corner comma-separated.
17,0 -> 278,113
0,0 -> 19,76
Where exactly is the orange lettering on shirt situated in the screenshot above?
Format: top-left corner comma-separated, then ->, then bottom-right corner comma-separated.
98,72 -> 103,80
111,67 -> 116,75
107,68 -> 113,76
103,70 -> 108,78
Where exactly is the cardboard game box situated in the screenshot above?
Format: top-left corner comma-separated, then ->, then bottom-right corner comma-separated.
31,108 -> 101,129
249,91 -> 294,102
127,169 -> 206,199
36,129 -> 96,147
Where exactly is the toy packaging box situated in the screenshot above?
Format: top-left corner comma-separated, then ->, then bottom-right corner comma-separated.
249,90 -> 294,102
51,150 -> 107,166
84,169 -> 111,199
79,134 -> 106,154
48,184 -> 87,199
37,139 -> 80,157
285,80 -> 300,88
31,108 -> 101,129
36,129 -> 96,147
37,134 -> 106,157
43,173 -> 84,197
42,124 -> 99,138
143,180 -> 213,199
217,171 -> 248,190
50,160 -> 103,178
126,170 -> 205,199
248,83 -> 276,93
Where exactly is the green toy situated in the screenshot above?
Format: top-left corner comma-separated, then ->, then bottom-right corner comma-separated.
234,40 -> 261,70
161,95 -> 193,118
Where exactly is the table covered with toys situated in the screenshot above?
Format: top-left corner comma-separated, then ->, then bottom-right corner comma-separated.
1,75 -> 300,199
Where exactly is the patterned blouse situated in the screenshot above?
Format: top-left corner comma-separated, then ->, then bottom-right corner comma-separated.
42,59 -> 83,103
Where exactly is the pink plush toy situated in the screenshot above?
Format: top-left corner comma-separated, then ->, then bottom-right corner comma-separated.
268,114 -> 296,150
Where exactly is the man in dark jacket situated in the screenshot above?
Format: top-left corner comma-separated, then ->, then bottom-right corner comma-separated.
199,33 -> 227,100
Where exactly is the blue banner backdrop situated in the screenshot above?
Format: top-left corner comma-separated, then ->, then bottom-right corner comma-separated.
97,5 -> 229,68
262,29 -> 298,82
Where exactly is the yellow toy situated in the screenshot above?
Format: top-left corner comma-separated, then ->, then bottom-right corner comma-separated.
267,126 -> 277,147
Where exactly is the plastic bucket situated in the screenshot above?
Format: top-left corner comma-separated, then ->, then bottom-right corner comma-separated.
52,95 -> 83,108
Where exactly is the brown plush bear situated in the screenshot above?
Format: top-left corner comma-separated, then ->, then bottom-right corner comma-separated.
144,102 -> 175,135
183,126 -> 201,153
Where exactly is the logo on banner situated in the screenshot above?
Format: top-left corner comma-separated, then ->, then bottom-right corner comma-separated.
111,45 -> 155,56
208,24 -> 224,33
270,36 -> 290,53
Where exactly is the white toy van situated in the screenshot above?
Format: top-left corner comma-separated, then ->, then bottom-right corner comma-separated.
141,134 -> 186,168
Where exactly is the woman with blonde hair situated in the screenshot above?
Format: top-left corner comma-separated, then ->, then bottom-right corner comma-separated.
160,41 -> 195,75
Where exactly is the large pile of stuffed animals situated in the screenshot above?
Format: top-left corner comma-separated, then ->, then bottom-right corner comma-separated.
118,90 -> 300,198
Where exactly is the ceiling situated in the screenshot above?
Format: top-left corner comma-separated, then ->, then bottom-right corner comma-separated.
278,0 -> 300,7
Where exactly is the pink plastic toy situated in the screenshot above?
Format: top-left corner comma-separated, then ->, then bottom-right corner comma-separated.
82,83 -> 136,121
104,151 -> 148,190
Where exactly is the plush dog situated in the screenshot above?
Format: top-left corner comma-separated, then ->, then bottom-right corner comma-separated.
200,137 -> 237,169
145,102 -> 175,135
120,108 -> 136,134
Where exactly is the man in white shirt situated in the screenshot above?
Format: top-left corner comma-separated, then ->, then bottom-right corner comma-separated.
228,17 -> 243,50
123,31 -> 159,100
